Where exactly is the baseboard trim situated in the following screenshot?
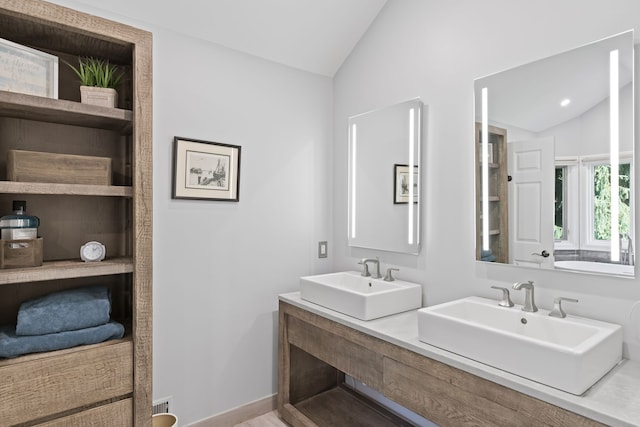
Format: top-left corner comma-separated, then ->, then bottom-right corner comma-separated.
188,394 -> 277,427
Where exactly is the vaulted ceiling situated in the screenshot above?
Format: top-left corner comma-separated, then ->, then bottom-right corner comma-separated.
57,0 -> 388,76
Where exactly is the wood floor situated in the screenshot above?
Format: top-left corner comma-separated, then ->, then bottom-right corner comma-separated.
233,410 -> 289,427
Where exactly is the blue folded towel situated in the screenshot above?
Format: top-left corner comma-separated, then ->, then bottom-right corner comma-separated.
16,286 -> 112,336
481,249 -> 496,262
0,321 -> 124,358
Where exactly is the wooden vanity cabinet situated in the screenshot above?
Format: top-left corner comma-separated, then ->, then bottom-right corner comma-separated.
278,301 -> 604,427
0,1 -> 152,425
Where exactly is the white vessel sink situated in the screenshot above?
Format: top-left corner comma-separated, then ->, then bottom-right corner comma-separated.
417,296 -> 622,395
300,271 -> 422,321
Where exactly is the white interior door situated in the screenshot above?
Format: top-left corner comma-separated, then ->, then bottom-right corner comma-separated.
508,137 -> 555,268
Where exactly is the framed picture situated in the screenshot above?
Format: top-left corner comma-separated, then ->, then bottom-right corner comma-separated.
394,164 -> 418,204
172,137 -> 241,201
0,37 -> 58,99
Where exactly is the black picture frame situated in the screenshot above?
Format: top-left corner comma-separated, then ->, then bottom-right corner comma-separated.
172,136 -> 241,201
393,164 -> 418,204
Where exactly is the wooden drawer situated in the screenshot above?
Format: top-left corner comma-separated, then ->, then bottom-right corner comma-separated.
287,315 -> 383,390
37,398 -> 133,427
382,357 -> 604,427
0,339 -> 133,425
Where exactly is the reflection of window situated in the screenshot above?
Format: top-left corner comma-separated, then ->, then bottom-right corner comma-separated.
591,162 -> 631,240
554,158 -> 578,249
579,153 -> 633,251
554,155 -> 634,252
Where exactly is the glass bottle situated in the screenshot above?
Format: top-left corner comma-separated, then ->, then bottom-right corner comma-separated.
0,200 -> 40,240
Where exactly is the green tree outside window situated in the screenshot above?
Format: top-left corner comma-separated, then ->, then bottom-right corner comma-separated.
593,163 -> 631,240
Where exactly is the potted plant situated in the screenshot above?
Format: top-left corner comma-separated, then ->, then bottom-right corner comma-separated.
66,57 -> 124,108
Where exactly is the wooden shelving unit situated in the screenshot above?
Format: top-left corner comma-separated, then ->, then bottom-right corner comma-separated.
475,123 -> 509,263
0,1 -> 152,425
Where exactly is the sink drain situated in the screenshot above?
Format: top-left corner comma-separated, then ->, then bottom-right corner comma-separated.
521,318 -> 528,324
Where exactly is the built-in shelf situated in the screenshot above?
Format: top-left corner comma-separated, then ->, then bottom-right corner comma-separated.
0,257 -> 133,285
479,196 -> 500,202
0,181 -> 132,197
0,90 -> 132,132
479,229 -> 501,236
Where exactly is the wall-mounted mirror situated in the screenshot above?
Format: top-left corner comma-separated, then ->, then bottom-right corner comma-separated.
348,98 -> 422,254
474,31 -> 634,277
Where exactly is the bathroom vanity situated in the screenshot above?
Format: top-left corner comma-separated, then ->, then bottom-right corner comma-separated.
278,293 -> 640,426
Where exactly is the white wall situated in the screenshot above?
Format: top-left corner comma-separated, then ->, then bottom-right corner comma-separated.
152,30 -> 333,425
46,1 -> 333,425
333,0 -> 640,362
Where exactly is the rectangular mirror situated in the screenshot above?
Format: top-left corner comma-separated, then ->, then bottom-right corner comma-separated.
348,98 -> 422,254
474,31 -> 634,277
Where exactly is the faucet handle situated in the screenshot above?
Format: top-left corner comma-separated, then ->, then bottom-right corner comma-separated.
490,286 -> 514,307
357,259 -> 371,277
549,297 -> 579,318
383,268 -> 399,282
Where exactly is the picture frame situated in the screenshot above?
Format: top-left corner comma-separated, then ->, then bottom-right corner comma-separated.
172,137 -> 241,201
394,164 -> 418,204
0,37 -> 58,99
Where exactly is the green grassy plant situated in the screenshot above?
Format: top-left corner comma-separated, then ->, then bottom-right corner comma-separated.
66,57 -> 124,89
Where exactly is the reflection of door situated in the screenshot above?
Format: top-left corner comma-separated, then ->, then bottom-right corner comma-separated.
508,137 -> 555,268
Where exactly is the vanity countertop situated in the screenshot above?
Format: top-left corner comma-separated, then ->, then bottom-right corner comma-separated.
280,292 -> 640,427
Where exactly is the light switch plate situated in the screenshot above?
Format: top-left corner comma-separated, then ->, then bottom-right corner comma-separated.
318,241 -> 328,258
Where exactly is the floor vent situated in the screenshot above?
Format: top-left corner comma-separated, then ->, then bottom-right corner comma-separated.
153,397 -> 172,415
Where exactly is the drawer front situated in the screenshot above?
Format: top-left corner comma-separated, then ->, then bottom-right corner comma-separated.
37,398 -> 133,427
0,340 -> 133,425
287,315 -> 383,390
383,357 -> 605,427
383,357 -> 501,426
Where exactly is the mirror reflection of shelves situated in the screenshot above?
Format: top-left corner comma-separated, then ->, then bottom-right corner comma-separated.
475,123 -> 508,263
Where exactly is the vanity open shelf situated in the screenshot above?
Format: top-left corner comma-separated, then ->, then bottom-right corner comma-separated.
287,385 -> 413,427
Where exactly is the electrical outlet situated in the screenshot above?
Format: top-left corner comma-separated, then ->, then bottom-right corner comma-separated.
318,241 -> 328,258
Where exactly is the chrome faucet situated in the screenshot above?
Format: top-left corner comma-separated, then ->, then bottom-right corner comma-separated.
512,281 -> 538,312
358,257 -> 381,279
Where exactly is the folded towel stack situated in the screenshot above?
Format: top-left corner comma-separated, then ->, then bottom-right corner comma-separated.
481,249 -> 496,262
0,286 -> 124,358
